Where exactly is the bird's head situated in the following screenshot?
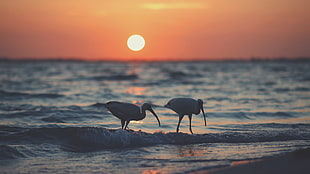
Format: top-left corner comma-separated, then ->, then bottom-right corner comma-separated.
142,103 -> 161,127
198,99 -> 207,126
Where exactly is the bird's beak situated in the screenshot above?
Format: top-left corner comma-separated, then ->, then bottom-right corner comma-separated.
201,107 -> 207,126
149,108 -> 161,127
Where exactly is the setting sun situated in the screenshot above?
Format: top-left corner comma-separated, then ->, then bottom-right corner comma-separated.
127,35 -> 145,52
0,0 -> 309,60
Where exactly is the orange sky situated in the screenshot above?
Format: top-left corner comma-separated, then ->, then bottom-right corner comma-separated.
0,0 -> 309,61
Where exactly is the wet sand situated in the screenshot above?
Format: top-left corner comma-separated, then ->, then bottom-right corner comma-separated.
196,148 -> 310,174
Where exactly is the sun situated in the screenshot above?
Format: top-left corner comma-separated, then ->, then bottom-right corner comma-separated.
127,35 -> 145,51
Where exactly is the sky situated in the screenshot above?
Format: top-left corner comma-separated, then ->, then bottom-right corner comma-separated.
0,0 -> 310,61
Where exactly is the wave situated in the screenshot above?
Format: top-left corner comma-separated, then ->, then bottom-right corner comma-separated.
0,104 -> 103,124
273,87 -> 310,93
273,88 -> 290,92
89,74 -> 138,81
0,145 -> 25,160
1,125 -> 309,152
66,74 -> 139,82
294,87 -> 310,92
0,103 -> 299,124
0,90 -> 63,100
208,97 -> 232,102
207,112 -> 296,120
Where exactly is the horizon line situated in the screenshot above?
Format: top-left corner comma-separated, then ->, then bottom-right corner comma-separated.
1,57 -> 310,63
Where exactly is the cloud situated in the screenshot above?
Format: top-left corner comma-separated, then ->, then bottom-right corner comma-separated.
141,2 -> 205,10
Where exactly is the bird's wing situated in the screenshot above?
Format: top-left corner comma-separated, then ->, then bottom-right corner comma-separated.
165,98 -> 184,113
105,102 -> 140,120
165,98 -> 198,115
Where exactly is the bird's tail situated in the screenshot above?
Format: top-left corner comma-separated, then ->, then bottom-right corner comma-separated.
164,103 -> 171,108
103,102 -> 112,108
91,102 -> 107,108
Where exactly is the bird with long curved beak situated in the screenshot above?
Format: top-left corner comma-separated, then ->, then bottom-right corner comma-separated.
165,98 -> 207,134
104,101 -> 161,130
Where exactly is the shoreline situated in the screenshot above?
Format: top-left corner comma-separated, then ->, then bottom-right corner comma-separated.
192,148 -> 310,174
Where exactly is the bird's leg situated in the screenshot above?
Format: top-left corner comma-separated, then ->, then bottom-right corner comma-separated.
124,120 -> 130,130
121,120 -> 126,129
188,114 -> 193,134
176,115 -> 184,133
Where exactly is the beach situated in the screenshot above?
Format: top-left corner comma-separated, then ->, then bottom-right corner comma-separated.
203,148 -> 310,174
1,60 -> 309,173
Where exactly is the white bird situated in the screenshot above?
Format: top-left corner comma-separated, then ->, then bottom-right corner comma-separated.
104,101 -> 161,130
164,98 -> 207,134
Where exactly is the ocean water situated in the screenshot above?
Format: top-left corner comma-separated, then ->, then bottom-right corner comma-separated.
0,60 -> 310,173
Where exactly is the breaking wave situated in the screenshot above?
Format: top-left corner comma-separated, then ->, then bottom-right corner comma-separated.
1,125 -> 309,153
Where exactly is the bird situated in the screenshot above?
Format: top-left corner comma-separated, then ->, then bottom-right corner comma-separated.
104,101 -> 161,130
164,98 -> 207,134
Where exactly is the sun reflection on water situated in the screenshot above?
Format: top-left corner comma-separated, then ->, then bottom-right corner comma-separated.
132,100 -> 144,104
142,169 -> 165,174
126,86 -> 146,95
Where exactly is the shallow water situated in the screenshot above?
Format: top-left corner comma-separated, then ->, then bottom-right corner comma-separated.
0,60 -> 310,173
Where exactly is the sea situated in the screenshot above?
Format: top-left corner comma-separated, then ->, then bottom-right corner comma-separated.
0,59 -> 310,174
